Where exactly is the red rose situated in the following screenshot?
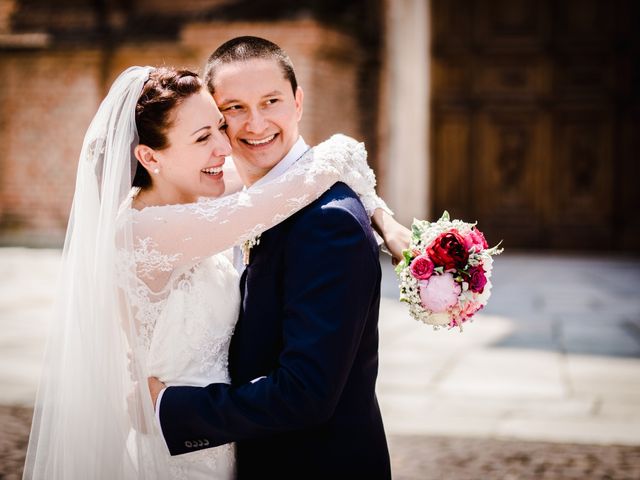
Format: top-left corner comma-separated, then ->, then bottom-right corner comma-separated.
463,227 -> 489,253
427,230 -> 469,270
409,254 -> 434,280
469,265 -> 487,293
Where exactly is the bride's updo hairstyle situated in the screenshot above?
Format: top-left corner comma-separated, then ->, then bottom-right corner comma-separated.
133,67 -> 203,188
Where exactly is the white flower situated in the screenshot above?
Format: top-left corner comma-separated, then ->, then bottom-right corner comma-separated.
241,235 -> 261,265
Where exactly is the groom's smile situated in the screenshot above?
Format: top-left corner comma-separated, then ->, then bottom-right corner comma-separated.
241,133 -> 279,148
212,58 -> 304,185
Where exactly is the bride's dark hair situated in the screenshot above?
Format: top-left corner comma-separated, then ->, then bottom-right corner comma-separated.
133,67 -> 202,188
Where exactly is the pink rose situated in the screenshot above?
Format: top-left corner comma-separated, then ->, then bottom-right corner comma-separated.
463,227 -> 489,253
468,265 -> 487,293
419,272 -> 461,313
410,254 -> 434,280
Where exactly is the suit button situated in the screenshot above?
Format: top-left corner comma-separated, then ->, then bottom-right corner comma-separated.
185,441 -> 193,448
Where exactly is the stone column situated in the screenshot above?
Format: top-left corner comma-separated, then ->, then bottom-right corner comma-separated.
379,0 -> 430,224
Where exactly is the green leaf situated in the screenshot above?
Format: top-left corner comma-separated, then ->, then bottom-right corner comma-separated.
394,250 -> 413,275
439,211 -> 450,222
411,221 -> 423,242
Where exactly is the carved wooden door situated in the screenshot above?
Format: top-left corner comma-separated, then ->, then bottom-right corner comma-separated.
431,0 -> 639,250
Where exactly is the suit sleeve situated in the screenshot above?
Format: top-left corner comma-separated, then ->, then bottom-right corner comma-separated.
158,197 -> 380,455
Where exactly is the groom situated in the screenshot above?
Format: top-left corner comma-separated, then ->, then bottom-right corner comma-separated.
151,36 -> 391,479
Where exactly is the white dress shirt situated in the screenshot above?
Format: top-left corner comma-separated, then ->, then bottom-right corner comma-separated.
232,136 -> 310,273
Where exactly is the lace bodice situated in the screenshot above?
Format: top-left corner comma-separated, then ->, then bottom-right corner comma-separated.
130,253 -> 239,480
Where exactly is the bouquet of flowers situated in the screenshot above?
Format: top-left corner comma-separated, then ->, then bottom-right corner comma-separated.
395,211 -> 503,330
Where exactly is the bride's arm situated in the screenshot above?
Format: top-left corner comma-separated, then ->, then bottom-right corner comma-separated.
334,140 -> 410,262
130,135 -> 380,283
371,209 -> 411,263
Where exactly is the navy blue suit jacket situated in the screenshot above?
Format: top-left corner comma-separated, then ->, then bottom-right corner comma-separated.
159,182 -> 391,479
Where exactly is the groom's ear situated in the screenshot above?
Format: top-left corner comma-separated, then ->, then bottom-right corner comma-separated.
134,144 -> 159,173
294,86 -> 304,121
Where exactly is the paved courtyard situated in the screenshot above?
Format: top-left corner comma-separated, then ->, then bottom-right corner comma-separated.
1,248 -> 640,478
378,252 -> 640,447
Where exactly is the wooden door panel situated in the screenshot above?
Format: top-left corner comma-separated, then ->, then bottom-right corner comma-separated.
474,108 -> 550,247
552,109 -> 614,220
554,55 -> 615,99
473,58 -> 550,100
432,0 -> 472,53
555,0 -> 616,49
432,57 -> 471,99
432,108 -> 472,221
549,108 -> 614,248
617,108 -> 640,250
472,0 -> 549,53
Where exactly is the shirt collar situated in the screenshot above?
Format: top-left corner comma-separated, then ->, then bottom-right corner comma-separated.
250,136 -> 309,189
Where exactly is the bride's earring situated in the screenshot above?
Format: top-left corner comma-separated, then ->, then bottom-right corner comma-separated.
153,168 -> 160,175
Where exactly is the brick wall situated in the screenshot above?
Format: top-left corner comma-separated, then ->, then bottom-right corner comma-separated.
0,50 -> 101,244
0,20 -> 364,245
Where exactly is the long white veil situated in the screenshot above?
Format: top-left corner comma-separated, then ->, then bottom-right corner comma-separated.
23,66 -> 171,479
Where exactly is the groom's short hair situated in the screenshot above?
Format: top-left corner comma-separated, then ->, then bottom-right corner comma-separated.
204,36 -> 298,95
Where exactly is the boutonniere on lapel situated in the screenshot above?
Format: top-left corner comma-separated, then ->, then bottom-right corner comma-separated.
241,234 -> 261,265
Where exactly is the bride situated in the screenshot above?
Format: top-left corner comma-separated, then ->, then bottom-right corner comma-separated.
22,65 -> 407,479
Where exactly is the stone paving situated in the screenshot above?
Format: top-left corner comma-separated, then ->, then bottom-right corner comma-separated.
2,405 -> 639,479
1,247 -> 640,478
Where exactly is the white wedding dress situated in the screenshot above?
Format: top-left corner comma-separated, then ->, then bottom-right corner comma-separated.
116,135 -> 388,480
126,251 -> 239,480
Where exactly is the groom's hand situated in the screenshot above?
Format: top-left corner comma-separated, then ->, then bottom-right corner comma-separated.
148,376 -> 166,411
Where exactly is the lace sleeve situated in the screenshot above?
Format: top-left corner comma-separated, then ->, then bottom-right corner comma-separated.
334,136 -> 393,217
129,134 -> 384,290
